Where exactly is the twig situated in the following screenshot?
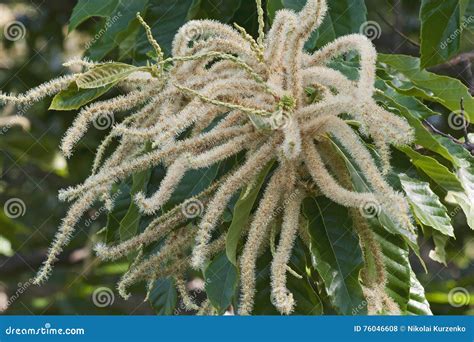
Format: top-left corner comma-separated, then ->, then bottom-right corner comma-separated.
376,10 -> 420,48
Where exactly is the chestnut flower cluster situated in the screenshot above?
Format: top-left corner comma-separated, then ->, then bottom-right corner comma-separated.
1,0 -> 415,315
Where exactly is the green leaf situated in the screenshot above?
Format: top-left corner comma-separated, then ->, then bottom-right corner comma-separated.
189,0 -> 241,22
420,0 -> 467,68
149,277 -> 178,315
398,146 -> 464,193
371,221 -> 411,312
68,0 -> 120,32
434,136 -> 474,229
133,0 -> 194,59
86,0 -> 149,60
406,270 -> 432,315
226,160 -> 274,266
287,238 -> 323,315
375,84 -> 458,166
315,0 -> 367,47
278,0 -> 367,50
428,228 -> 449,265
49,82 -> 116,111
378,54 -> 474,122
119,169 -> 152,242
204,251 -> 238,314
399,173 -> 454,237
104,181 -> 132,244
253,250 -> 279,315
76,63 -> 138,89
303,197 -> 366,315
330,138 -> 419,252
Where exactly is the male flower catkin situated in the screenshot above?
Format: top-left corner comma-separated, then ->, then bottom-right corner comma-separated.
1,0 -> 415,315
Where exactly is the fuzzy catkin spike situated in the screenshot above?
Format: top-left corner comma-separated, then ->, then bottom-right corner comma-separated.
136,12 -> 164,63
14,0 -> 420,312
270,187 -> 303,315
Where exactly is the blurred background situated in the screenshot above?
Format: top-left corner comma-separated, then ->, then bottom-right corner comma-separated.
0,0 -> 472,315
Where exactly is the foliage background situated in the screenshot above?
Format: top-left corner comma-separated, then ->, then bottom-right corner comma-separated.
0,0 -> 472,315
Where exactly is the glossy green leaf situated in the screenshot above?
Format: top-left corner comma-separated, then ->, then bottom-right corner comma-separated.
428,228 -> 449,265
226,160 -> 274,266
378,54 -> 474,121
375,84 -> 458,166
76,63 -> 138,89
104,181 -> 132,244
133,0 -> 194,58
398,146 -> 464,193
86,0 -> 149,60
204,251 -> 238,314
149,277 -> 178,315
303,197 -> 366,315
287,238 -> 323,315
420,0 -> 467,68
68,0 -> 120,32
399,173 -> 454,237
434,136 -> 474,229
370,220 -> 411,312
315,0 -> 367,47
49,82 -> 116,111
330,138 -> 419,252
119,169 -> 152,242
406,270 -> 432,315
